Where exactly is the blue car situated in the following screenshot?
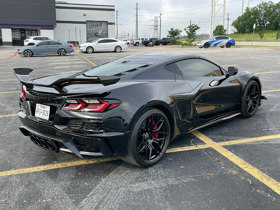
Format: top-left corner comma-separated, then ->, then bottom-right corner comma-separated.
18,40 -> 74,57
197,35 -> 235,48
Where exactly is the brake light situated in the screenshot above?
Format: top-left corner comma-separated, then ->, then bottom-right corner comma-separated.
63,100 -> 85,110
24,40 -> 28,42
68,45 -> 73,48
20,86 -> 26,100
83,100 -> 109,112
62,99 -> 119,112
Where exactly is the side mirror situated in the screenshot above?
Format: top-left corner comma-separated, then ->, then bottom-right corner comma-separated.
228,67 -> 238,76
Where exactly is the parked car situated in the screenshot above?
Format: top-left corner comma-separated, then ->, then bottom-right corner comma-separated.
79,38 -> 127,53
18,40 -> 74,57
132,38 -> 148,46
14,53 -> 266,167
24,36 -> 50,46
158,37 -> 172,45
197,35 -> 235,48
123,40 -> 131,45
143,38 -> 159,46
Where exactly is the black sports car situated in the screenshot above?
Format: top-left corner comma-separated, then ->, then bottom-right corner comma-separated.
14,53 -> 266,167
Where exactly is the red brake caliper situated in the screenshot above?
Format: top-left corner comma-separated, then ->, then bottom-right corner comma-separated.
153,120 -> 158,138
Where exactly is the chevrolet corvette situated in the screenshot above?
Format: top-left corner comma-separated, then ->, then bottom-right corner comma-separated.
14,53 -> 266,167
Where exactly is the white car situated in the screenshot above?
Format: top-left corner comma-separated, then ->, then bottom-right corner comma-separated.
79,38 -> 127,53
24,36 -> 50,46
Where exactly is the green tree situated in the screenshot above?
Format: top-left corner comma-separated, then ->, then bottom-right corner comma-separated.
213,25 -> 226,35
232,1 -> 280,33
167,28 -> 182,40
184,24 -> 200,42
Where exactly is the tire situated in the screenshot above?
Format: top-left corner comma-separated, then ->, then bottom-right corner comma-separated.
204,43 -> 210,48
86,47 -> 94,53
23,50 -> 33,57
115,46 -> 122,53
135,42 -> 139,46
58,48 -> 66,56
241,80 -> 261,118
226,43 -> 232,48
122,108 -> 171,167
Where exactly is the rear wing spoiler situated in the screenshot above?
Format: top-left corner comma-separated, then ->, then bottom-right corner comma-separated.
14,68 -> 120,92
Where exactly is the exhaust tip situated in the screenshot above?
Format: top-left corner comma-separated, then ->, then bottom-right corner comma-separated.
19,127 -> 30,136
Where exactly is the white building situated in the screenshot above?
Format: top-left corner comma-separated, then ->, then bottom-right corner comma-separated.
0,1 -> 115,46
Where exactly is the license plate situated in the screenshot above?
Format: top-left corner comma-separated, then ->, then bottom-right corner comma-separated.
35,104 -> 50,120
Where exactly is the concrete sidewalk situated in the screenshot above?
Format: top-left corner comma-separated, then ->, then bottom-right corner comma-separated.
237,41 -> 280,46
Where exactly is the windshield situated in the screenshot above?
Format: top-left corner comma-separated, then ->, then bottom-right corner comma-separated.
83,62 -> 146,77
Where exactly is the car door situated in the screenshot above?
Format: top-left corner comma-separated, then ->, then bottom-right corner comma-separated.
33,41 -> 49,54
45,41 -> 61,54
96,39 -> 108,51
174,58 -> 241,119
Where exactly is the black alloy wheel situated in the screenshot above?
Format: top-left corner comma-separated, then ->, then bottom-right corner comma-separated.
226,43 -> 232,48
23,50 -> 33,57
122,109 -> 171,167
204,43 -> 210,48
58,49 -> 66,56
241,80 -> 261,118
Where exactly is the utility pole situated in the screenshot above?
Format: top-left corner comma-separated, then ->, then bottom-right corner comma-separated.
223,0 -> 226,26
153,16 -> 159,38
116,10 -> 119,39
210,0 -> 226,36
136,2 -> 138,40
242,0 -> 244,15
226,13 -> 229,34
210,0 -> 214,36
159,13 -> 162,39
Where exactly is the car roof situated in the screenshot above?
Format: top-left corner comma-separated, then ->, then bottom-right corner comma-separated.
29,36 -> 48,38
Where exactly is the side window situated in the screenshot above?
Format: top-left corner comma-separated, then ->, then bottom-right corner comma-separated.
37,41 -> 48,46
175,59 -> 223,77
98,40 -> 107,43
34,37 -> 40,40
48,41 -> 61,45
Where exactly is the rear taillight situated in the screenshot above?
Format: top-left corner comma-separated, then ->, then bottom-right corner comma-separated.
63,100 -> 85,110
24,40 -> 28,42
20,86 -> 26,100
62,99 -> 119,112
68,45 -> 73,48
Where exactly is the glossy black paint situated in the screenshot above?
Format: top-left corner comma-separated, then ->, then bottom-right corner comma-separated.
15,53 -> 264,157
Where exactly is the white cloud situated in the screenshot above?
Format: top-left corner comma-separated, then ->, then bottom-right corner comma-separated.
65,0 -> 280,38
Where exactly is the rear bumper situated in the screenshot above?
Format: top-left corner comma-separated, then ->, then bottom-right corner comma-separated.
18,111 -> 127,157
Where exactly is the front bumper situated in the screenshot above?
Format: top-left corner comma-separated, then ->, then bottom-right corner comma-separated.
79,46 -> 87,52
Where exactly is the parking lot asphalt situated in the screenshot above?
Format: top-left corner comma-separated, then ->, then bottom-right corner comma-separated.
0,45 -> 279,209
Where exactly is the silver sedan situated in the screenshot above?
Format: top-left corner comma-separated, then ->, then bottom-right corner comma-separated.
18,40 -> 75,57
